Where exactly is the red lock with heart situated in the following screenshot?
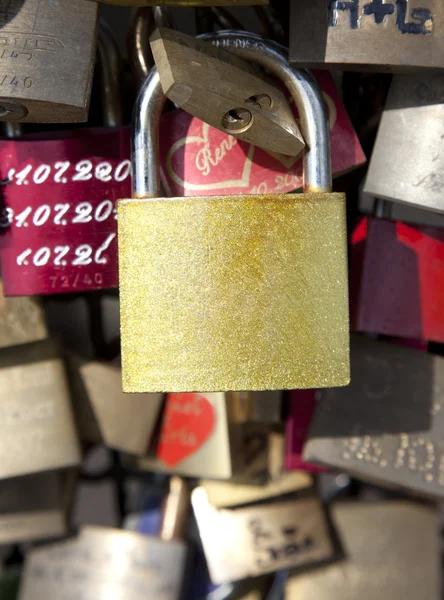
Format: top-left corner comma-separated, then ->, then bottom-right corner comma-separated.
159,70 -> 365,197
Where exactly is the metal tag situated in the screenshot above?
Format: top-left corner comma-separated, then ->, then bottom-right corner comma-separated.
290,0 -> 444,71
365,74 -> 444,214
0,280 -> 47,347
150,28 -> 304,156
0,339 -> 81,480
192,487 -> 334,583
19,526 -> 188,600
304,335 -> 444,499
286,501 -> 440,599
0,0 -> 98,122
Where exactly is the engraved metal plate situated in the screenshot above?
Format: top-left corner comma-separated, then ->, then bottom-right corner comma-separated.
365,74 -> 444,214
0,340 -> 81,479
0,0 -> 98,122
19,526 -> 188,600
286,502 -> 440,599
304,335 -> 444,498
290,0 -> 444,71
192,488 -> 334,583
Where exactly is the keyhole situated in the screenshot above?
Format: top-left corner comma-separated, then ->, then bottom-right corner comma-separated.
221,107 -> 253,134
245,94 -> 273,110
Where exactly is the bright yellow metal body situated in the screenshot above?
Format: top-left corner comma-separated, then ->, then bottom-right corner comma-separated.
118,193 -> 349,393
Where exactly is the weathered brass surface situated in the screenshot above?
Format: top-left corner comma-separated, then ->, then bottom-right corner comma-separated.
0,0 -> 98,122
0,280 -> 47,348
304,335 -> 444,499
192,488 -> 334,583
290,0 -> 444,71
286,502 -> 440,600
76,359 -> 164,455
0,340 -> 81,480
118,193 -> 349,393
150,28 -> 304,156
200,471 -> 312,508
19,525 -> 188,600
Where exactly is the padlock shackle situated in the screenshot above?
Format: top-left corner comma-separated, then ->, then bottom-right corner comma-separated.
98,20 -> 123,128
128,7 -> 174,87
132,32 -> 332,198
201,32 -> 332,193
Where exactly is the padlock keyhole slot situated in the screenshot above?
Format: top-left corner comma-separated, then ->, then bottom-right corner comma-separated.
221,108 -> 253,134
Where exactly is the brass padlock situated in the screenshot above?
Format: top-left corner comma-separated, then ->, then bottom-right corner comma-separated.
0,0 -> 98,122
290,0 -> 444,71
129,391 -> 269,480
0,339 -> 81,480
19,477 -> 190,600
286,501 -> 440,600
0,471 -> 74,545
192,485 -> 334,583
151,28 -> 304,156
70,357 -> 164,456
0,280 -> 47,348
118,31 -> 349,393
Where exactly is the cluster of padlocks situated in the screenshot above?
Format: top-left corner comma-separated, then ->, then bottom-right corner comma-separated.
0,0 -> 442,598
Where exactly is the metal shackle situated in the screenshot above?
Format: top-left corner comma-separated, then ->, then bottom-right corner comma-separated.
98,20 -> 124,128
127,7 -> 176,87
132,31 -> 332,198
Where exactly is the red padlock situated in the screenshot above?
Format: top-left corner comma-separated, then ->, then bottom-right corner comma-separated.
285,390 -> 327,474
0,24 -> 130,297
351,216 -> 444,343
159,71 -> 365,197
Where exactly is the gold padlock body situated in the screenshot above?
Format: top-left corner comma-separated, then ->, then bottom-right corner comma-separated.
118,193 -> 349,392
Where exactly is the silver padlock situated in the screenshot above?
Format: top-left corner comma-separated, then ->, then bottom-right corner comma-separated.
365,74 -> 444,214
